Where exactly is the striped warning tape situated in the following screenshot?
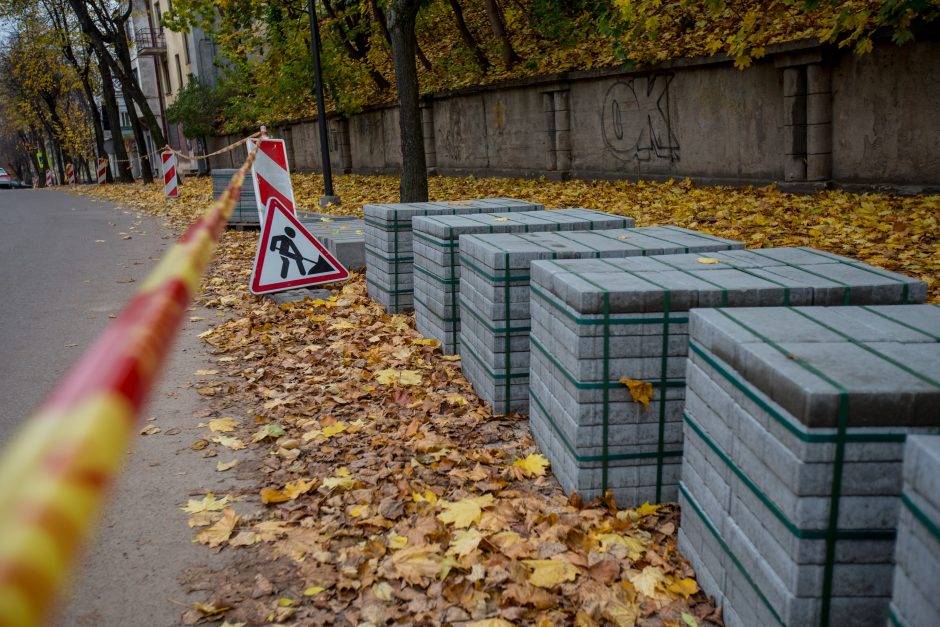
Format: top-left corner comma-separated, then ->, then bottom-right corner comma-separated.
0,142 -> 259,627
163,131 -> 263,163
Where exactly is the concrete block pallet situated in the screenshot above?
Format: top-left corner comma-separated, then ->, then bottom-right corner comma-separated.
214,168 -> 259,226
527,248 -> 928,509
364,198 -> 543,312
459,226 -> 744,415
677,305 -> 939,627
299,216 -> 366,270
889,435 -> 940,627
412,208 -> 635,354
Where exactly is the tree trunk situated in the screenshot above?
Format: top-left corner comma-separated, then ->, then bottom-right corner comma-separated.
67,0 -> 167,147
447,0 -> 491,72
111,35 -> 167,148
483,0 -> 521,68
99,61 -> 134,182
77,71 -> 111,182
372,0 -> 431,72
124,88 -> 154,184
387,0 -> 428,202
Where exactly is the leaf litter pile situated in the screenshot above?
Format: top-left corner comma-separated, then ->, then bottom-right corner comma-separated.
74,176 -> 938,626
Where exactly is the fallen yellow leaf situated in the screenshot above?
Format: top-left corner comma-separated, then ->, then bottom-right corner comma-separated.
216,459 -> 239,472
667,577 -> 700,599
523,558 -> 579,588
196,507 -> 239,548
630,565 -> 667,598
620,378 -> 653,411
181,493 -> 230,514
303,586 -> 326,596
139,425 -> 161,435
512,453 -> 550,477
447,528 -> 484,557
696,257 -> 721,264
213,436 -> 246,450
375,368 -> 423,386
208,417 -> 238,432
194,369 -> 219,376
321,421 -> 347,438
437,494 -> 495,528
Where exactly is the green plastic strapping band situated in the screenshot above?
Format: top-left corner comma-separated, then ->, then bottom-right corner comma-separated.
786,307 -> 940,388
392,210 -> 401,310
448,226 -> 459,346
860,305 -> 940,341
413,264 -> 459,285
796,246 -> 914,304
530,336 -> 685,391
902,492 -> 940,543
689,341 -> 908,444
888,606 -> 906,627
679,482 -> 787,627
530,284 -> 689,327
365,276 -> 414,297
503,251 -> 512,414
530,388 -> 683,463
714,308 -> 849,627
685,412 -> 895,541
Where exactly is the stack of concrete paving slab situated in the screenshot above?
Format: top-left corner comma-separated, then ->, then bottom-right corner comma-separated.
889,434 -> 940,627
527,248 -> 928,508
214,168 -> 259,226
459,227 -> 743,415
364,198 -> 543,313
299,214 -> 366,270
412,209 -> 636,354
677,305 -> 939,627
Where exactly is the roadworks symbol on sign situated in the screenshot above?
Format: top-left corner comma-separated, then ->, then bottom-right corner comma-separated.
249,197 -> 349,294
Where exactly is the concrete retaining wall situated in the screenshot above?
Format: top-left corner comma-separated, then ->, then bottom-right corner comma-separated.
207,39 -> 940,192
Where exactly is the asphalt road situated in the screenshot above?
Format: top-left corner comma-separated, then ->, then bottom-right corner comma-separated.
0,189 -> 249,625
0,189 -> 172,438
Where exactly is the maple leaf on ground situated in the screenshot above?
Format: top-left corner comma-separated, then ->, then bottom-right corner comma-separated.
384,544 -> 443,586
630,565 -> 667,599
252,423 -> 286,442
620,378 -> 653,411
216,459 -> 239,472
261,478 -> 317,504
322,467 -> 356,492
374,368 -> 423,386
208,417 -> 238,432
512,453 -> 549,478
181,493 -> 230,514
447,528 -> 484,557
523,558 -> 580,588
437,494 -> 495,528
196,507 -> 239,548
465,620 -> 515,627
667,577 -> 700,599
213,436 -> 246,450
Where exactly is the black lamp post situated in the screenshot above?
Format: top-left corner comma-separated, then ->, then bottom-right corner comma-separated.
307,0 -> 340,207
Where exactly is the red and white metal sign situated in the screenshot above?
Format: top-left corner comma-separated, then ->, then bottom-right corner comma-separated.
97,158 -> 108,185
66,163 -> 75,185
45,170 -> 52,187
248,137 -> 295,222
249,197 -> 348,294
162,150 -> 179,199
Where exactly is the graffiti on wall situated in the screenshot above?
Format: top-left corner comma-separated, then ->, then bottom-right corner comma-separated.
602,73 -> 679,162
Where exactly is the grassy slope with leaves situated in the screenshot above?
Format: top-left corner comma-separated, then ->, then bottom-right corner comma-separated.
76,177 -> 937,625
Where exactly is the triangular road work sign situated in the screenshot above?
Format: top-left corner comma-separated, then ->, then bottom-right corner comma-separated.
249,197 -> 349,294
